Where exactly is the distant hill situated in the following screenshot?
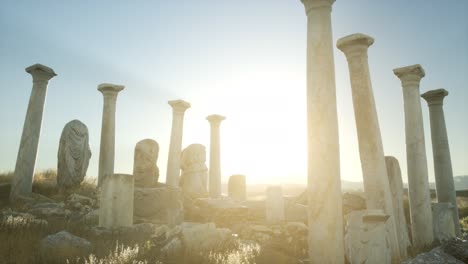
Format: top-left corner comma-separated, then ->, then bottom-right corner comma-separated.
454,175 -> 468,191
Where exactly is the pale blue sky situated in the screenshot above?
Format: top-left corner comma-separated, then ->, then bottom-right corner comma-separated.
0,0 -> 467,184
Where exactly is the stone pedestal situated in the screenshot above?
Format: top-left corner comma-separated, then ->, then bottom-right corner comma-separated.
57,120 -> 92,190
385,156 -> 411,259
10,64 -> 56,201
432,202 -> 456,243
97,83 -> 124,186
421,89 -> 460,236
99,174 -> 134,228
228,175 -> 246,201
180,144 -> 208,198
265,186 -> 284,224
300,0 -> 344,261
207,115 -> 225,198
166,100 -> 190,186
345,210 -> 391,264
133,139 -> 159,187
393,64 -> 434,250
337,33 -> 400,262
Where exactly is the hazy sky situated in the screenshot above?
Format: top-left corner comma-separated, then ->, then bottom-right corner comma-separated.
0,0 -> 467,185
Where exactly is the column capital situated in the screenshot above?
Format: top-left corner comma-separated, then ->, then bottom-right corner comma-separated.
301,0 -> 335,14
26,63 -> 56,82
393,64 -> 425,86
207,114 -> 226,125
336,33 -> 374,58
168,99 -> 191,114
98,83 -> 125,97
421,88 -> 448,106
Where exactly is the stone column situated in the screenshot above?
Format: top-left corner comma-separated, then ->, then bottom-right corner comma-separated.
10,64 -> 56,201
337,33 -> 400,262
421,89 -> 460,236
99,174 -> 134,228
207,114 -> 225,198
393,64 -> 434,250
385,156 -> 411,259
166,100 -> 190,186
265,186 -> 284,223
228,174 -> 246,201
97,83 -> 124,186
432,202 -> 456,242
299,0 -> 344,262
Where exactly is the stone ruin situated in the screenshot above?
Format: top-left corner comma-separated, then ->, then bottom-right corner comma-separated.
228,174 -> 246,201
179,144 -> 208,198
57,120 -> 92,190
133,139 -> 159,187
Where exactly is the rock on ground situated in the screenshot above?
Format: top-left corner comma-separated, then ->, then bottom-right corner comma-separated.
40,231 -> 92,262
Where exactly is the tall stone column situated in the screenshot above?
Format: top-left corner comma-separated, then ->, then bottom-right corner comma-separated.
207,114 -> 225,198
97,83 -> 124,186
337,33 -> 400,262
421,89 -> 460,236
385,156 -> 411,259
393,64 -> 434,250
166,100 -> 190,186
10,64 -> 56,200
300,0 -> 344,262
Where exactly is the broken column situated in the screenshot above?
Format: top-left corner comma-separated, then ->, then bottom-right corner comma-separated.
299,0 -> 344,261
421,89 -> 460,236
133,139 -> 159,187
393,64 -> 434,250
179,144 -> 208,198
432,202 -> 456,242
10,64 -> 56,201
97,83 -> 124,186
207,114 -> 225,198
99,174 -> 134,228
228,175 -> 246,201
166,100 -> 190,187
265,186 -> 284,223
345,210 -> 391,264
385,156 -> 411,259
337,33 -> 400,262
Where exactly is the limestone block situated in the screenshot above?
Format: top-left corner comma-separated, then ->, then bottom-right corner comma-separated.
228,174 -> 246,201
345,210 -> 391,264
179,144 -> 208,198
133,185 -> 183,226
432,202 -> 456,243
265,186 -> 284,223
57,120 -> 91,189
99,174 -> 134,228
133,139 -> 159,187
40,231 -> 92,262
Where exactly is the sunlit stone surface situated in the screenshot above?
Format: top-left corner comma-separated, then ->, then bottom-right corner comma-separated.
166,99 -> 190,187
57,120 -> 92,190
337,33 -> 400,262
99,173 -> 134,228
393,64 -> 434,250
97,83 -> 124,186
207,114 -> 225,198
133,139 -> 159,187
10,64 -> 56,201
345,210 -> 391,264
179,144 -> 208,198
265,186 -> 284,224
421,89 -> 460,236
385,156 -> 411,259
228,174 -> 246,201
300,0 -> 344,262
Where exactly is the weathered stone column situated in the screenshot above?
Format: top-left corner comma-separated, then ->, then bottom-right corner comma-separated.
393,64 -> 434,250
337,33 -> 400,262
207,114 -> 225,198
300,0 -> 344,262
10,64 -> 56,201
385,156 -> 411,259
265,186 -> 284,223
432,202 -> 456,242
97,83 -> 124,186
228,175 -> 246,201
166,100 -> 190,186
99,174 -> 134,228
421,89 -> 460,236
